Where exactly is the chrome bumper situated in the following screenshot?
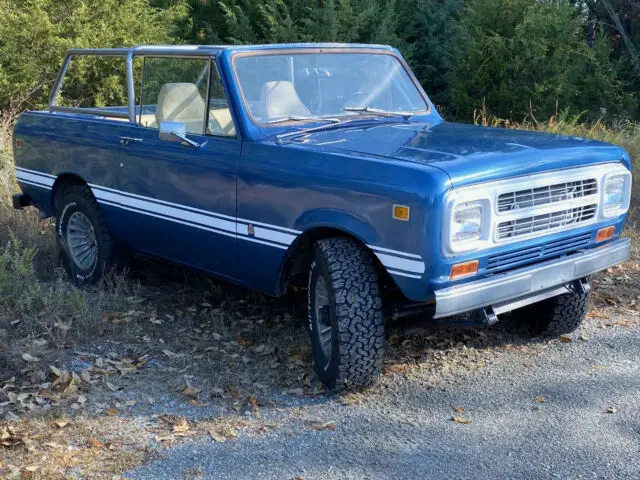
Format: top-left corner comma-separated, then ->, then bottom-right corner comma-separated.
434,238 -> 631,319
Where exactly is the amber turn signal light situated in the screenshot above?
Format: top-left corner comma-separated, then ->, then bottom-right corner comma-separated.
595,226 -> 615,243
393,204 -> 410,221
450,260 -> 479,280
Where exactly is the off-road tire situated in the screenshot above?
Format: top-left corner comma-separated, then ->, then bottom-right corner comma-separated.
519,288 -> 591,336
54,184 -> 115,285
308,237 -> 385,390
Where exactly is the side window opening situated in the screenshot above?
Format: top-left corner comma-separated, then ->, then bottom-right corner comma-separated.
138,57 -> 209,134
138,56 -> 237,138
55,55 -> 132,121
207,61 -> 236,137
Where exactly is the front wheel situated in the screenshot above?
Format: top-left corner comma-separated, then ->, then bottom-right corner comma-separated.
308,237 -> 385,390
517,287 -> 591,336
54,185 -> 116,285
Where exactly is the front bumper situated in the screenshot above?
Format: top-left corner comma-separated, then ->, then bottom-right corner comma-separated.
434,238 -> 631,318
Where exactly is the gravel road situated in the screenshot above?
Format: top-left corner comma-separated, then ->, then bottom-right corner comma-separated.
126,315 -> 640,480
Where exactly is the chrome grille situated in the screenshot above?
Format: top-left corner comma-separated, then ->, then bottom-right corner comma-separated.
497,179 -> 597,213
497,204 -> 597,240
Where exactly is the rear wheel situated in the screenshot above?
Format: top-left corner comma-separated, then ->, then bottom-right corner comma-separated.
517,287 -> 591,336
54,185 -> 115,285
308,237 -> 385,390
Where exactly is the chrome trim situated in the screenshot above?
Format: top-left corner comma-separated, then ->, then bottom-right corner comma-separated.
49,105 -> 130,118
434,238 -> 630,318
48,46 -> 219,123
126,51 -> 136,123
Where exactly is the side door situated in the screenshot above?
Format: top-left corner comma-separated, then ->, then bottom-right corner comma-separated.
106,56 -> 241,281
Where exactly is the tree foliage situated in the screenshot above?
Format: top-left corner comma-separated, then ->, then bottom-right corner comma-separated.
0,0 -> 187,119
1,0 -> 638,122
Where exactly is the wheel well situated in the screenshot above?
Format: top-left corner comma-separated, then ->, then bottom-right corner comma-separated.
277,227 -> 399,298
50,174 -> 88,214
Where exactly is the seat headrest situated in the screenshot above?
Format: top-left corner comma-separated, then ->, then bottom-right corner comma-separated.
260,81 -> 310,121
155,83 -> 206,127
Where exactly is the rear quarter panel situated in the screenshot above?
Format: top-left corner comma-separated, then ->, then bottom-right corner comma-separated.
13,111 -> 126,216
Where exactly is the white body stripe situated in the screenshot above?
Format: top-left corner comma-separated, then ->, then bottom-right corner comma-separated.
93,188 -> 237,234
387,269 -> 423,279
238,224 -> 297,246
16,168 -> 425,278
90,184 -> 236,221
16,179 -> 52,189
367,243 -> 422,260
97,199 -> 237,239
15,166 -> 56,178
374,252 -> 425,274
236,217 -> 302,234
15,171 -> 55,186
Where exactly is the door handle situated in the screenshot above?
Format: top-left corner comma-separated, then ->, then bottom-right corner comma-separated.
120,136 -> 143,145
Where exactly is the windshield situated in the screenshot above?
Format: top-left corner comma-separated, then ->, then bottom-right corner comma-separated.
233,52 -> 429,124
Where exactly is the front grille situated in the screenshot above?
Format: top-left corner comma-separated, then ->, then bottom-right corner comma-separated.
487,233 -> 591,271
497,179 -> 597,213
497,204 -> 597,240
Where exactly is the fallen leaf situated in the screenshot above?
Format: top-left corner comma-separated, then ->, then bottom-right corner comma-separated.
21,353 -> 39,362
87,437 -> 104,449
452,405 -> 465,414
558,336 -> 572,343
173,419 -> 190,433
44,441 -> 66,450
189,399 -> 208,407
307,420 -> 336,431
182,386 -> 201,399
535,396 -> 547,403
452,416 -> 472,424
104,408 -> 119,416
54,420 -> 71,429
106,381 -> 119,392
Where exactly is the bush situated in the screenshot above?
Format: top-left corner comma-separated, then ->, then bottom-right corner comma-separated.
0,0 -> 187,121
449,0 -> 635,122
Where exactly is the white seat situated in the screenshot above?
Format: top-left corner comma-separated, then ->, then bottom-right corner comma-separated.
155,83 -> 206,134
260,81 -> 310,121
209,108 -> 236,136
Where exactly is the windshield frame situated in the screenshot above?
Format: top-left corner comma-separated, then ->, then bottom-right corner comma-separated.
230,48 -> 432,127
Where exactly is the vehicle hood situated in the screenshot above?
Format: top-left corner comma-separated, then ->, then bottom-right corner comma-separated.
288,121 -> 627,186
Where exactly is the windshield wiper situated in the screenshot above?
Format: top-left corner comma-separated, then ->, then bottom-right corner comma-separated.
265,115 -> 315,125
344,106 -> 415,120
275,114 -> 407,143
265,115 -> 343,125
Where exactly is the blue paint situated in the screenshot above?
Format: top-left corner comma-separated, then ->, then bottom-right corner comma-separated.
13,44 -> 631,304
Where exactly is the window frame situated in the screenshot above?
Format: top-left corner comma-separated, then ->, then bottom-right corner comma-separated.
136,55 -> 213,136
229,48 -> 432,127
49,49 -> 134,121
205,58 -> 239,139
49,47 -> 235,134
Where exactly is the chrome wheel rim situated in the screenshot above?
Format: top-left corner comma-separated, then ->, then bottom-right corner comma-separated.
313,276 -> 333,359
66,211 -> 98,270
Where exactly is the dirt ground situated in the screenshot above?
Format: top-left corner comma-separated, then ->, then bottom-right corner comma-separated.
0,235 -> 638,479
